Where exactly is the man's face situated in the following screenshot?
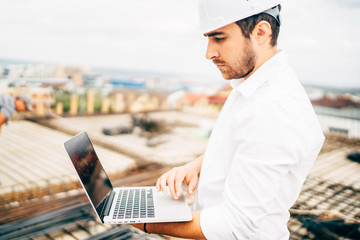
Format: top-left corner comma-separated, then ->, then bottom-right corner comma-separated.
15,99 -> 27,112
204,23 -> 257,80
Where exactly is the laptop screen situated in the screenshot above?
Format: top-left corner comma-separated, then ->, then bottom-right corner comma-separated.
64,132 -> 113,217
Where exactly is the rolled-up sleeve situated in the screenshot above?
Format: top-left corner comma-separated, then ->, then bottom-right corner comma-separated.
200,157 -> 296,239
201,206 -> 234,239
199,101 -> 322,240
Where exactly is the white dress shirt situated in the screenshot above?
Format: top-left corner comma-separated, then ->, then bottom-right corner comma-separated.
192,51 -> 324,239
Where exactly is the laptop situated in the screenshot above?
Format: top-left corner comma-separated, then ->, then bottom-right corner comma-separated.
64,131 -> 192,224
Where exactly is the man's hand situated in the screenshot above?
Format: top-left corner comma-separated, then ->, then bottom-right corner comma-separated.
0,113 -> 7,129
156,155 -> 203,199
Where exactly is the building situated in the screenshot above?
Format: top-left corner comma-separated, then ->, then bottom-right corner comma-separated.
311,94 -> 360,138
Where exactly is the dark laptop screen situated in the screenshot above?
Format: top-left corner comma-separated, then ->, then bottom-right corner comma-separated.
64,132 -> 112,217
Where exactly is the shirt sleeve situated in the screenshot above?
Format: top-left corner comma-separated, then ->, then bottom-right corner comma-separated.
0,93 -> 15,122
199,100 -> 322,240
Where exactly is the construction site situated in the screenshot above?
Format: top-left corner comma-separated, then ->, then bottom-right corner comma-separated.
1,107 -> 360,239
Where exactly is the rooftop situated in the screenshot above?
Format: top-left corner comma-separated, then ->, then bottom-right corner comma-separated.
0,111 -> 359,239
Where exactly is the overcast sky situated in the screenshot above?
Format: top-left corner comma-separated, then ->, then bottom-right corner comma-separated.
0,0 -> 359,88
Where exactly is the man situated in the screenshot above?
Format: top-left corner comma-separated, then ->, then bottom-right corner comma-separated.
132,0 -> 324,239
0,93 -> 32,130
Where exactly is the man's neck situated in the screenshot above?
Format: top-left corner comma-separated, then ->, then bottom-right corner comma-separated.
244,47 -> 278,80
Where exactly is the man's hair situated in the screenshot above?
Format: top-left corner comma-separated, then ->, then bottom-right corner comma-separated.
235,5 -> 281,46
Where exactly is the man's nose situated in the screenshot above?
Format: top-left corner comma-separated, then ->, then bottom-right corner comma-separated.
205,41 -> 219,60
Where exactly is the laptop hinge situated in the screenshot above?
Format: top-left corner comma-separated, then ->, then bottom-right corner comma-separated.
99,190 -> 115,222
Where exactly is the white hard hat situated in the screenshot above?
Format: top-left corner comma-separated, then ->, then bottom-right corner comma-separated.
17,93 -> 33,111
198,0 -> 282,34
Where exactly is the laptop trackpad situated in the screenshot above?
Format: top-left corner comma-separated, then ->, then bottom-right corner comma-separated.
155,191 -> 186,206
154,191 -> 192,221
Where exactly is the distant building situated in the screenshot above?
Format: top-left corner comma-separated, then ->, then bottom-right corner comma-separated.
110,79 -> 145,89
311,94 -> 360,138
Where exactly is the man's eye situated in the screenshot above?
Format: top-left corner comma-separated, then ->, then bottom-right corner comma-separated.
214,37 -> 225,42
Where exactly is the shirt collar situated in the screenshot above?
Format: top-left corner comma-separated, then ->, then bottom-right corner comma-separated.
230,50 -> 288,99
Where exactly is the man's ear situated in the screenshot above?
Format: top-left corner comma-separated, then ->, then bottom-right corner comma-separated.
251,20 -> 272,45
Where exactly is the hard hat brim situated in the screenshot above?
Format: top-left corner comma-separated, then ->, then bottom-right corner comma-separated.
196,0 -> 282,35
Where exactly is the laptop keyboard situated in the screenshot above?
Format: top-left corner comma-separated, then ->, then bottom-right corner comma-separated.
113,189 -> 155,219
